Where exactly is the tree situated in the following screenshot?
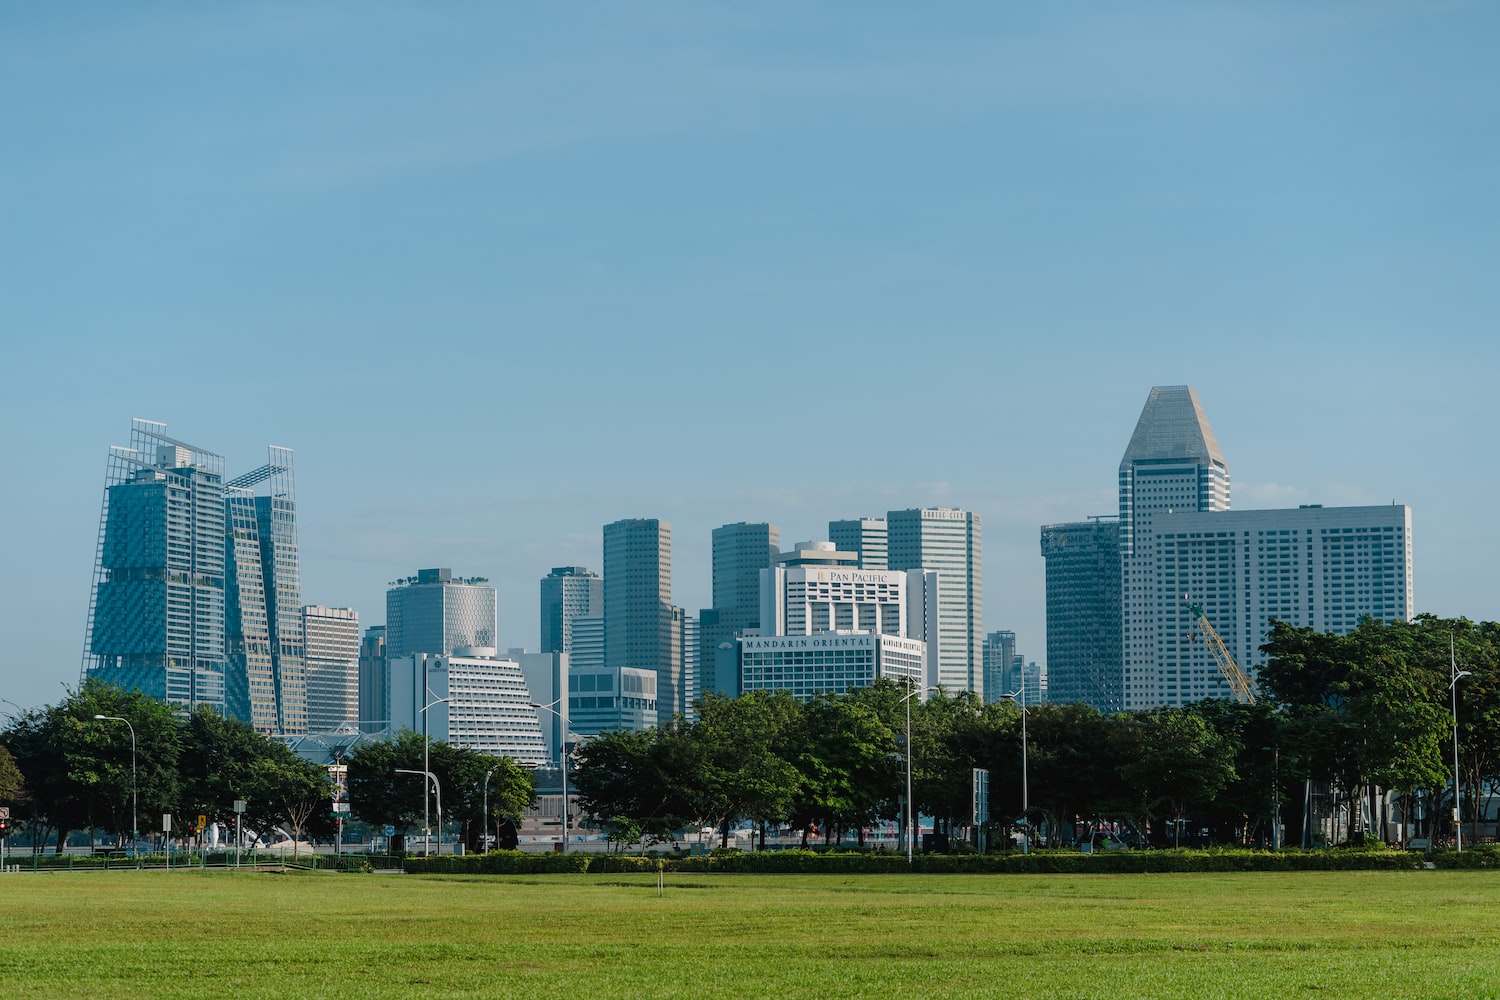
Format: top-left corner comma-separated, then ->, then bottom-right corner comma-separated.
572,725 -> 701,852
692,691 -> 801,848
1120,709 -> 1237,847
3,679 -> 181,852
0,743 -> 25,806
348,730 -> 435,835
788,695 -> 896,846
1260,617 -> 1454,845
349,730 -> 537,852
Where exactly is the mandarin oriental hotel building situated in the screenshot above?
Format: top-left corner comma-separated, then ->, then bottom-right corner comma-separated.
739,633 -> 925,701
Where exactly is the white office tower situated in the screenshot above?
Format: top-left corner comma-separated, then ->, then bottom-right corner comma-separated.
302,605 -> 360,731
887,508 -> 983,696
1119,387 -> 1230,710
743,541 -> 931,700
388,648 -> 547,764
1147,504 -> 1414,706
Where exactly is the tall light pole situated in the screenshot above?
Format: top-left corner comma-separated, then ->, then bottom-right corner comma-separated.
1450,634 -> 1471,852
396,769 -> 441,854
1002,688 -> 1029,855
899,683 -> 939,864
531,700 -> 577,855
482,765 -> 500,853
1260,744 -> 1281,850
93,715 -> 137,855
421,694 -> 449,855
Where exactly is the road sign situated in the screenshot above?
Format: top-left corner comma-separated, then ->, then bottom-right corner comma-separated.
385,825 -> 395,837
233,800 -> 246,814
0,807 -> 9,820
197,814 -> 207,829
333,802 -> 350,813
162,813 -> 172,832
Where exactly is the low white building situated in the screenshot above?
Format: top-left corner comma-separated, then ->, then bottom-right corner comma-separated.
388,647 -> 547,764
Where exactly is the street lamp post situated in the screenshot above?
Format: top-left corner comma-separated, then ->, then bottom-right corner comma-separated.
899,683 -> 940,864
1450,634 -> 1472,852
531,700 -> 577,855
1002,688 -> 1030,855
395,768 -> 442,854
421,694 -> 449,856
93,715 -> 137,855
482,765 -> 500,853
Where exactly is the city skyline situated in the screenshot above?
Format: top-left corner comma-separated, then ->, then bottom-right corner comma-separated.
6,4 -> 1499,714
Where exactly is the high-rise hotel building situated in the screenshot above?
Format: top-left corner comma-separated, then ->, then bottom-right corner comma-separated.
1147,504 -> 1413,706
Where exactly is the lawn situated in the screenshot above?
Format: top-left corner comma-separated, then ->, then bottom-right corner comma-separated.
2,868 -> 1498,998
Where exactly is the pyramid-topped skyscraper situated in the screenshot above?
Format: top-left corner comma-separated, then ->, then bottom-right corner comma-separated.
1118,386 -> 1230,709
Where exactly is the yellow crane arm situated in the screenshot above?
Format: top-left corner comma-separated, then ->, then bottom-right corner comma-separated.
1186,602 -> 1257,704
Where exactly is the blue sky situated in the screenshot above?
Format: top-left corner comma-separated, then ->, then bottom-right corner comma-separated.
3,2 -> 1497,713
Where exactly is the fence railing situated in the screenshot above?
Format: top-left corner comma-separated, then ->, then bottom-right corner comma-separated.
0,851 -> 403,873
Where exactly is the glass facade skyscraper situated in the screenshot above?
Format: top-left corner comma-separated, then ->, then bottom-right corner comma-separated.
1039,517 -> 1123,712
85,421 -> 308,733
224,448 -> 307,734
386,568 -> 497,657
539,566 -> 602,655
85,421 -> 228,713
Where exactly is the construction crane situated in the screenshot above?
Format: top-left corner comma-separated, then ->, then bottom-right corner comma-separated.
1184,600 -> 1257,704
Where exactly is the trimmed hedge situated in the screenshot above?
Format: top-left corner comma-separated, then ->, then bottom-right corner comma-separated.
1431,844 -> 1500,869
403,846 -> 1425,876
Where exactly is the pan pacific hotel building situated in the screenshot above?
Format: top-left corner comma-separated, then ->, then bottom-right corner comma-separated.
738,541 -> 932,700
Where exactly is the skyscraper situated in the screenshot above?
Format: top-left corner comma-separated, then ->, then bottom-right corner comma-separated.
85,420 -> 228,714
302,605 -> 360,731
887,507 -> 983,696
539,566 -> 602,655
1118,386 -> 1230,710
225,448 -> 307,735
603,518 -> 679,720
675,606 -> 697,720
698,522 -> 779,700
828,518 -> 888,570
386,568 -> 497,658
357,625 -> 387,733
983,630 -> 1018,704
1040,517 -> 1123,712
84,422 -> 309,732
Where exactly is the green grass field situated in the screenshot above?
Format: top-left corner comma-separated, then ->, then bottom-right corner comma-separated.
3,868 -> 1499,998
